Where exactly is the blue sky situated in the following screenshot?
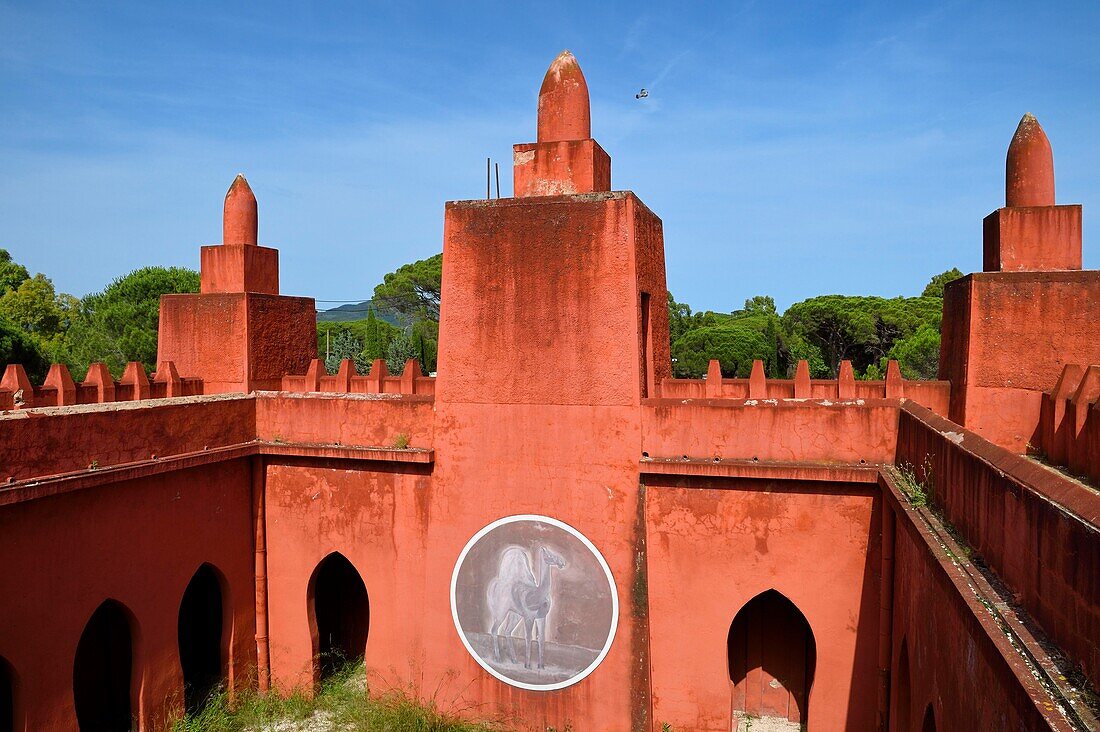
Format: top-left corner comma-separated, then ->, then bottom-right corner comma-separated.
1,1 -> 1097,313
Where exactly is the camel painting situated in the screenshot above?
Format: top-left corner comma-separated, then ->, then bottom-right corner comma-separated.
450,515 -> 619,690
486,544 -> 567,669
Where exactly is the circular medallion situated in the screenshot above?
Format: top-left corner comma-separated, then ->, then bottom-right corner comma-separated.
450,515 -> 618,691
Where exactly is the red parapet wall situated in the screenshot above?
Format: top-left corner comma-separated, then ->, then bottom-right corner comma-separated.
896,401 -> 1100,687
1037,364 -> 1100,484
0,395 -> 255,484
279,358 -> 435,397
885,485 -> 1059,730
939,271 -> 1100,452
254,391 -> 435,449
642,398 -> 902,465
659,359 -> 951,416
0,361 -> 203,410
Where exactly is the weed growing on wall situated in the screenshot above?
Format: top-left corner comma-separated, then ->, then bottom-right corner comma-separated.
894,456 -> 936,508
172,662 -> 506,732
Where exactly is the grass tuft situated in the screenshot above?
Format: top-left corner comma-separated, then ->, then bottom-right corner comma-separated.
173,662 -> 506,732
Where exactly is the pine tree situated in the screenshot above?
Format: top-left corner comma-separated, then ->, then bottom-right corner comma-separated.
363,307 -> 384,360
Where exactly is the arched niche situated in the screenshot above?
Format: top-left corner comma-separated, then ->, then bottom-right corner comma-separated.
922,703 -> 937,732
178,563 -> 229,714
894,638 -> 912,730
307,552 -> 369,683
727,589 -> 816,728
0,655 -> 17,732
73,600 -> 138,732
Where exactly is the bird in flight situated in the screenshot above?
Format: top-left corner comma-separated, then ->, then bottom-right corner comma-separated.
635,88 -> 648,99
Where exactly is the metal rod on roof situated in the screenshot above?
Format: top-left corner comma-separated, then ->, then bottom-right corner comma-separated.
495,163 -> 500,199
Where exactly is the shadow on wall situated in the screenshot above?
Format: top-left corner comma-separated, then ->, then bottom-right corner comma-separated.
308,552 -> 370,684
73,600 -> 139,732
178,563 -> 229,715
893,639 -> 912,731
0,654 -> 16,732
727,589 -> 817,727
922,703 -> 937,731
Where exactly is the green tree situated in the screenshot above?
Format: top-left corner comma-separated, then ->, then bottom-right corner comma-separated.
729,296 -> 788,376
784,334 -> 830,378
324,329 -> 369,374
884,323 -> 941,379
671,323 -> 771,378
782,295 -> 941,377
668,292 -> 702,346
736,295 -> 778,317
0,317 -> 50,381
372,253 -> 442,325
317,316 -> 400,367
922,268 -> 964,298
61,266 -> 199,378
385,331 -> 421,374
0,273 -> 77,338
363,308 -> 385,360
0,249 -> 30,294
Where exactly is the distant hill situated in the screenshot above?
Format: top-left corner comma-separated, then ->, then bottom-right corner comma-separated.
316,300 -> 402,325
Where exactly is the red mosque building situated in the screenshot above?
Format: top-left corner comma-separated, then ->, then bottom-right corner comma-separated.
0,51 -> 1098,731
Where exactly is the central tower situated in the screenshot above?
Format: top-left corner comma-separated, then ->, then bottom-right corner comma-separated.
437,50 -> 670,404
425,51 -> 670,729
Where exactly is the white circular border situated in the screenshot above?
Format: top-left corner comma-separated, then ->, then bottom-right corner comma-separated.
450,514 -> 619,692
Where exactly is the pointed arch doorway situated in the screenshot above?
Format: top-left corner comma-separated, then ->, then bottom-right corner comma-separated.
728,589 -> 816,729
308,552 -> 369,683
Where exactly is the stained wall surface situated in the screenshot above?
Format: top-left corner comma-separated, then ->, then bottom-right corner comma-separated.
0,461 -> 256,731
890,495 -> 1056,730
644,478 -> 881,731
940,271 -> 1100,451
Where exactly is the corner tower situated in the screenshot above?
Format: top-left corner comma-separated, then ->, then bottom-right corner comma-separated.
940,115 -> 1099,450
157,175 -> 317,393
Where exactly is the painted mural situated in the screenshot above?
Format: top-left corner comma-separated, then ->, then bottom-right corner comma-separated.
450,515 -> 618,691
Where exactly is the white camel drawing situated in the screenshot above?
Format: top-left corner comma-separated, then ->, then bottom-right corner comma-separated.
486,544 -> 567,669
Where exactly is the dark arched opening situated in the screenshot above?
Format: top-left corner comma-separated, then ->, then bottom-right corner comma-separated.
73,600 -> 134,732
921,703 -> 936,732
0,656 -> 15,732
894,639 -> 912,731
728,589 -> 816,728
178,564 -> 227,714
309,553 -> 369,682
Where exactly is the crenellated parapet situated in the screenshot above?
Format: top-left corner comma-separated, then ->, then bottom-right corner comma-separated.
280,358 -> 434,396
659,358 -> 951,414
0,361 -> 203,410
1036,363 -> 1100,483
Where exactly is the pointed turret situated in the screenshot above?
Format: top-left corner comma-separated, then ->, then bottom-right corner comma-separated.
537,50 -> 591,143
223,174 -> 258,246
1006,113 -> 1055,208
514,51 -> 609,197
